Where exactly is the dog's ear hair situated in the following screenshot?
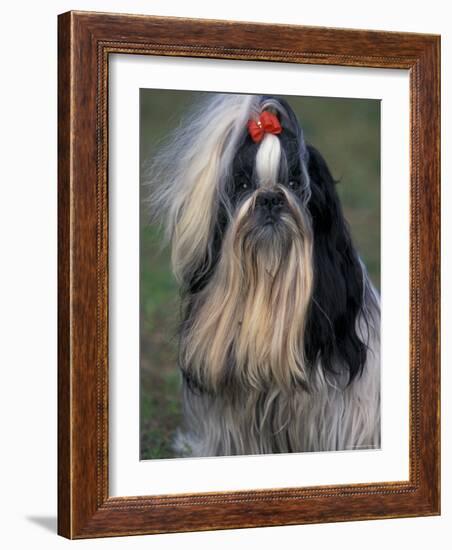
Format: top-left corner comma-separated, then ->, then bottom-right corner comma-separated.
145,94 -> 255,287
305,144 -> 368,383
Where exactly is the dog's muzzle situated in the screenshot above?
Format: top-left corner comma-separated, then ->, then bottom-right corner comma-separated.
254,189 -> 286,224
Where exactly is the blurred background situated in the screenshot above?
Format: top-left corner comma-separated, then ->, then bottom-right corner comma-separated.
140,90 -> 380,460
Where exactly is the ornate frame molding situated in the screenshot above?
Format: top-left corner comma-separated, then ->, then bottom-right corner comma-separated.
58,11 -> 440,538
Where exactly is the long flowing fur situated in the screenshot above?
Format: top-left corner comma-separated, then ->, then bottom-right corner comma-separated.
180,185 -> 313,392
147,94 -> 258,284
146,93 -> 380,457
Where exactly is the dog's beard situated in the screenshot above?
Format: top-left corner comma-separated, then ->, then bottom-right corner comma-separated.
181,187 -> 314,392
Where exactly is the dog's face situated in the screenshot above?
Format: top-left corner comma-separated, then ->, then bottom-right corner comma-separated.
225,111 -> 310,253
149,94 -> 373,393
229,123 -> 305,210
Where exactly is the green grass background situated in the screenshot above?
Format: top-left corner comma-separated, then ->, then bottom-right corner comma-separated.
140,90 -> 380,460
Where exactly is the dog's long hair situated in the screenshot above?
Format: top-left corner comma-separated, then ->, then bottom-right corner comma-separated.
146,93 -> 380,456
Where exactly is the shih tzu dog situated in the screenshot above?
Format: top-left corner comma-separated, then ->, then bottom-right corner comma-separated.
147,93 -> 380,457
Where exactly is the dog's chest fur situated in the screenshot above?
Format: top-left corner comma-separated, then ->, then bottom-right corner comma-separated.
175,328 -> 380,457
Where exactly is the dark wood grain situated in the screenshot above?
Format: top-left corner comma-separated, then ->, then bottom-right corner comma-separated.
57,10 -> 440,539
57,10 -> 71,538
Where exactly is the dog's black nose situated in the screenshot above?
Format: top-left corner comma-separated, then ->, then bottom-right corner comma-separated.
256,191 -> 285,213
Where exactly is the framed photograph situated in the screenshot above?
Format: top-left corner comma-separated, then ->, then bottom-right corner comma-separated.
58,11 -> 440,538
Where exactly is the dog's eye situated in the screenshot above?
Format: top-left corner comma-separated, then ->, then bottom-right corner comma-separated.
288,180 -> 299,189
234,174 -> 252,192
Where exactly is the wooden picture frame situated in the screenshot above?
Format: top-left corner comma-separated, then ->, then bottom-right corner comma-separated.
58,10 -> 440,539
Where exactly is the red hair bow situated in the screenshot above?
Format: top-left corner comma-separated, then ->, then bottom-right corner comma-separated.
247,111 -> 282,143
